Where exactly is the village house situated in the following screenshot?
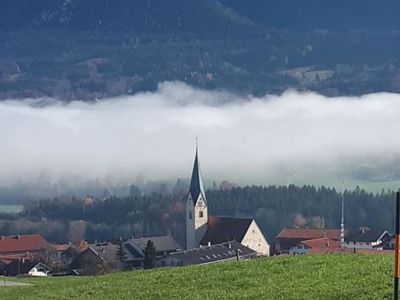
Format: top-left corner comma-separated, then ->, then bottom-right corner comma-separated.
344,228 -> 391,251
185,145 -> 270,256
160,241 -> 257,267
123,235 -> 181,269
0,234 -> 52,257
276,228 -> 344,254
28,262 -> 52,277
289,237 -> 341,255
50,244 -> 79,274
0,234 -> 55,276
70,242 -> 122,275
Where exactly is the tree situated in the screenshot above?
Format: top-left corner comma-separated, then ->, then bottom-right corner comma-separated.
143,240 -> 157,269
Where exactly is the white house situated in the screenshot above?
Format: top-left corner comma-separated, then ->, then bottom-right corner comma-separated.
28,262 -> 51,277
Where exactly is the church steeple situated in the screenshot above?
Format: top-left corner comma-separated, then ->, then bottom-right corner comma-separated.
188,142 -> 206,205
186,139 -> 208,250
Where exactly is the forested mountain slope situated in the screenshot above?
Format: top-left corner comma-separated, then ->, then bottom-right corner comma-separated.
220,0 -> 400,30
0,0 -> 260,37
1,1 -> 400,100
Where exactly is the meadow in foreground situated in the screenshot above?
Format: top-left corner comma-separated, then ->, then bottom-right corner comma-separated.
0,254 -> 393,300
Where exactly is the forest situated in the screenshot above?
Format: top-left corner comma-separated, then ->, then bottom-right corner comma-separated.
0,185 -> 394,247
2,0 -> 400,100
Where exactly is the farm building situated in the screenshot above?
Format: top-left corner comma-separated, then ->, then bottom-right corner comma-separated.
0,234 -> 55,276
275,228 -> 344,254
70,243 -> 122,275
0,234 -> 52,257
289,237 -> 341,255
344,228 -> 392,250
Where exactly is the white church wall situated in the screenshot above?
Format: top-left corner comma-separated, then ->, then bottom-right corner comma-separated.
241,220 -> 270,256
194,196 -> 208,245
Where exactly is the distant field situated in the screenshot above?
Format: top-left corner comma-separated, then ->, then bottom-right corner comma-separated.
0,254 -> 394,299
0,205 -> 23,214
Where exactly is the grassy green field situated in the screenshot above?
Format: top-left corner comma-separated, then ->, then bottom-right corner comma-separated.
0,254 -> 394,300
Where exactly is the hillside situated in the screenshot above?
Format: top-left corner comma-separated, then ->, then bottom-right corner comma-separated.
220,0 -> 400,30
2,1 -> 400,100
0,0 -> 260,37
0,254 -> 393,299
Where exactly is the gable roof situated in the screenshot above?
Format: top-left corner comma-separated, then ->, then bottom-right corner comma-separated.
300,237 -> 341,253
89,243 -> 120,263
188,146 -> 206,204
126,235 -> 181,253
344,228 -> 387,243
200,216 -> 253,245
166,241 -> 256,266
0,234 -> 50,254
30,262 -> 51,272
277,228 -> 343,241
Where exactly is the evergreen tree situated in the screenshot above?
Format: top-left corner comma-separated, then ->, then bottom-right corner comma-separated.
143,240 -> 157,269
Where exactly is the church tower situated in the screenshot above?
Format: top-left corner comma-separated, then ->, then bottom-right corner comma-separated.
186,143 -> 208,250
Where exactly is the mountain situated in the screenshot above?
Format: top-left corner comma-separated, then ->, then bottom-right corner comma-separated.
1,1 -> 400,100
0,0 -> 261,38
220,0 -> 400,30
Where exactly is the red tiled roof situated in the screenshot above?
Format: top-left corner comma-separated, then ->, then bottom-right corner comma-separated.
277,228 -> 344,241
0,254 -> 38,266
0,234 -> 50,254
299,237 -> 341,254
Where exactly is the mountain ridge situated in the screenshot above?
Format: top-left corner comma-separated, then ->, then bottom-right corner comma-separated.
0,0 -> 262,38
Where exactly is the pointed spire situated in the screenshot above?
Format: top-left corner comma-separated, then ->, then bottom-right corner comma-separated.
189,138 -> 206,204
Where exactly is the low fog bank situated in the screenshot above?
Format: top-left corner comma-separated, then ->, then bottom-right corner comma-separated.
1,81 -> 400,198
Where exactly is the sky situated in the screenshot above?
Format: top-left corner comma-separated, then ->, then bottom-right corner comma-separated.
1,81 -> 400,191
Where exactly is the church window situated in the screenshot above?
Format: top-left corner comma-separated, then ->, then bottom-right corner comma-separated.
199,210 -> 204,218
189,212 -> 192,219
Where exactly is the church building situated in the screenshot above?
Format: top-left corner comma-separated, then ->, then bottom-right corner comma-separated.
185,145 -> 270,256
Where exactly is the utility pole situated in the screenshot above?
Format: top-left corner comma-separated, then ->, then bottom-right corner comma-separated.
394,191 -> 400,300
340,180 -> 345,250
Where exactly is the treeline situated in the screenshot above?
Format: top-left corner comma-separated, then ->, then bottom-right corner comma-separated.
0,185 -> 395,245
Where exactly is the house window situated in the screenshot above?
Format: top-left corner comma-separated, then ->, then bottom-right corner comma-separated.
199,210 -> 204,218
189,211 -> 192,219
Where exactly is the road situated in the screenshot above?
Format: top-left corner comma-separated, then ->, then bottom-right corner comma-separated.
0,280 -> 31,286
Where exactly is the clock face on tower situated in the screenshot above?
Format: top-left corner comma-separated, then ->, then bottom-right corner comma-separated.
198,199 -> 204,207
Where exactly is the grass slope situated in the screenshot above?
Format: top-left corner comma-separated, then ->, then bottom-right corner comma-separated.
0,254 -> 394,299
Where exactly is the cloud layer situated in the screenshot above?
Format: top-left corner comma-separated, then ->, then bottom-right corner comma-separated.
1,82 -> 400,188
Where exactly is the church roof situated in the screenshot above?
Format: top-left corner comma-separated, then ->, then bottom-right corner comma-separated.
126,235 -> 181,253
200,216 -> 253,245
165,241 -> 256,266
188,145 -> 206,204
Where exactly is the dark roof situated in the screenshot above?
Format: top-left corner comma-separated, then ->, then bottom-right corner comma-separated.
0,234 -> 50,254
89,243 -> 120,264
126,235 -> 181,253
165,241 -> 256,266
200,216 -> 253,245
188,146 -> 206,204
277,228 -> 343,241
344,229 -> 387,243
